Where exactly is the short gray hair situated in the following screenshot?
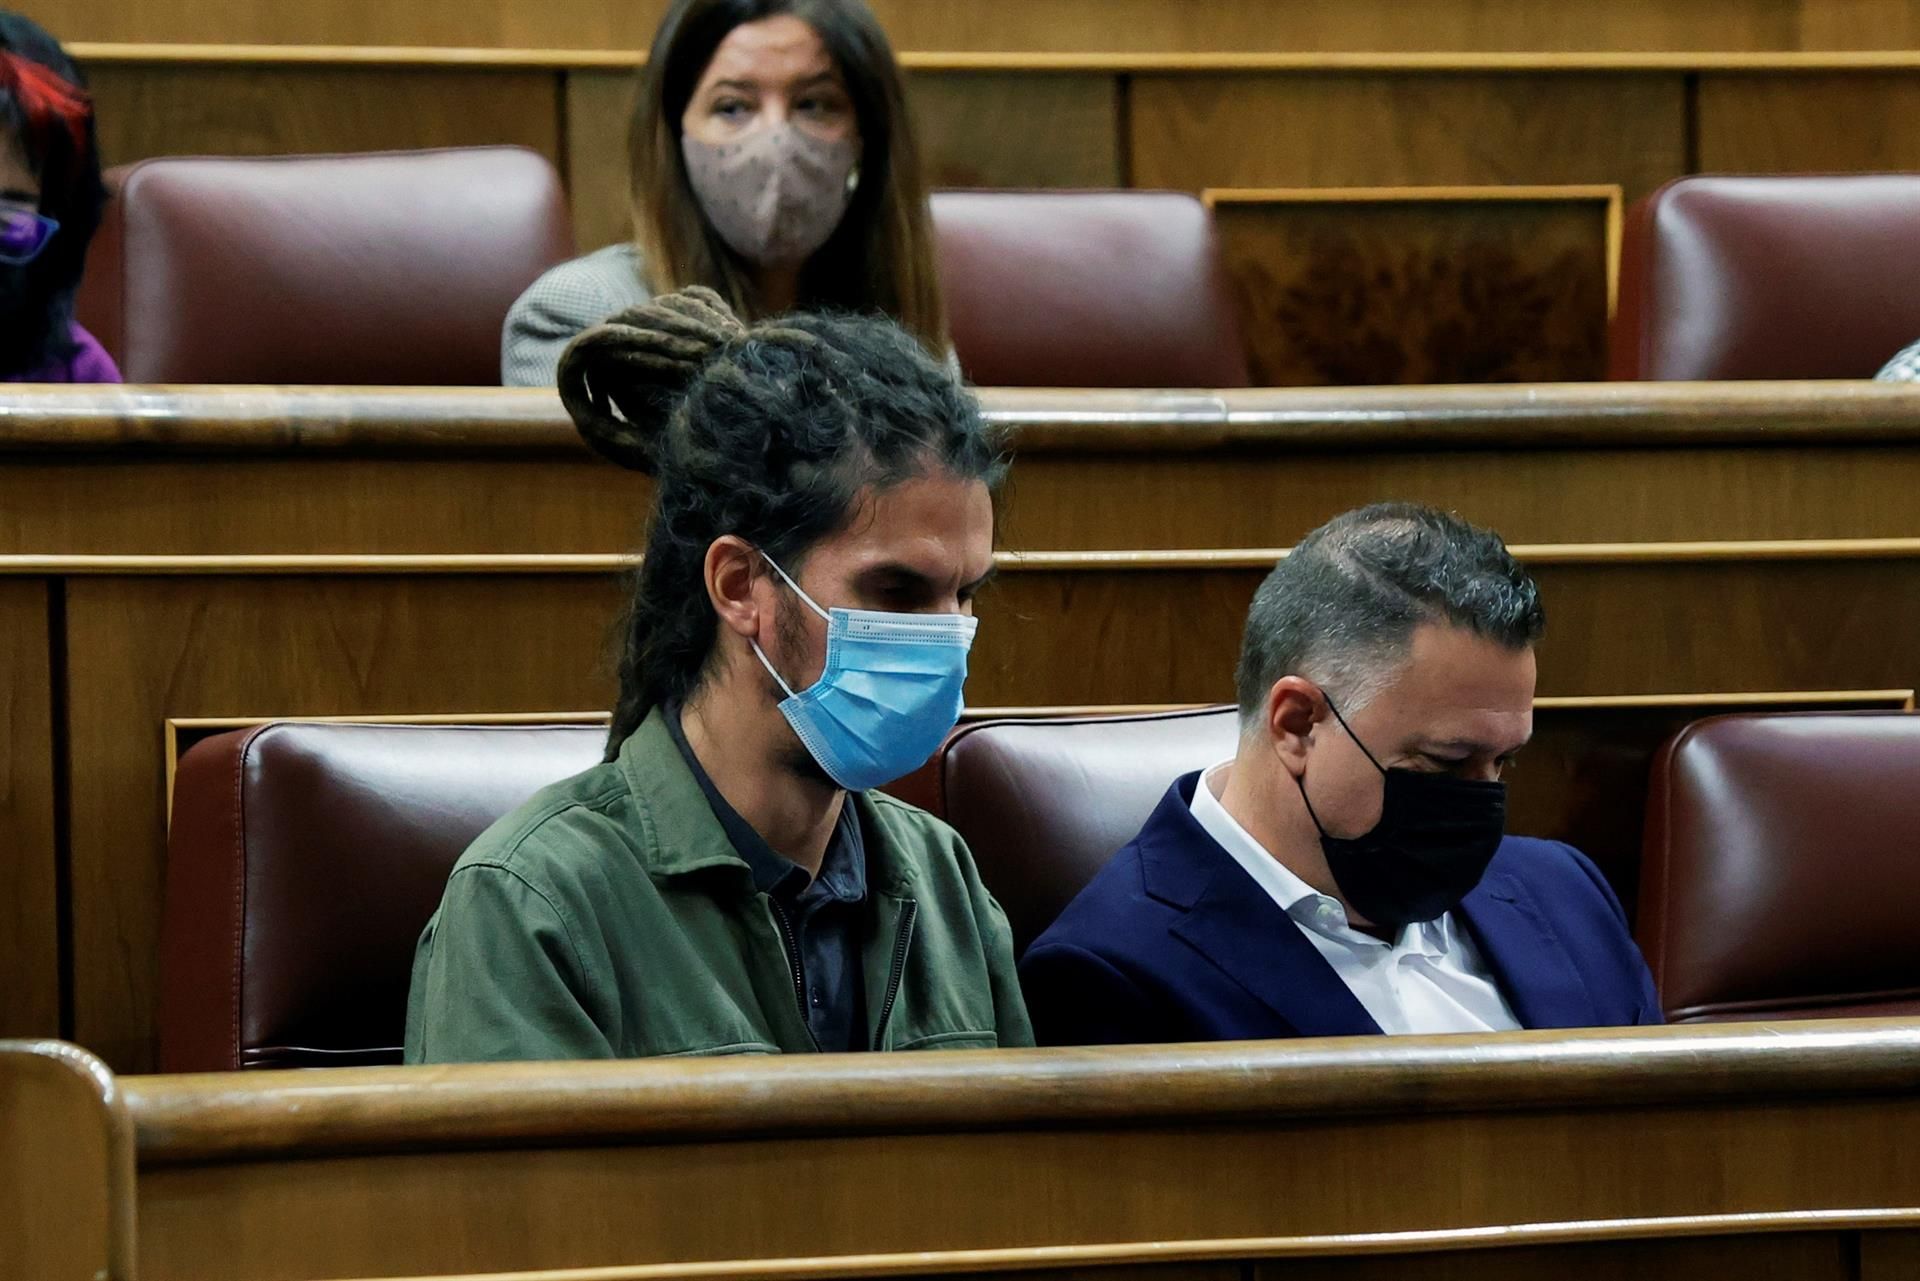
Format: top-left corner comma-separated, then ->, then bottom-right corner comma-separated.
1234,503 -> 1545,726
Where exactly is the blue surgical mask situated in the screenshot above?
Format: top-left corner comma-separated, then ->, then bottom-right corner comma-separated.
751,554 -> 978,792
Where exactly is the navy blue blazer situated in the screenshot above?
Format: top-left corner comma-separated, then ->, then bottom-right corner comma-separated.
1020,773 -> 1662,1045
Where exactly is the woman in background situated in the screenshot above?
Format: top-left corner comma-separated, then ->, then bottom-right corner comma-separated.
0,11 -> 116,384
502,0 -> 944,386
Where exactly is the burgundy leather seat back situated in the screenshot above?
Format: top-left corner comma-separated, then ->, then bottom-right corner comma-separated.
929,707 -> 1241,953
74,147 -> 573,384
1611,174 -> 1920,380
1640,712 -> 1920,1023
162,722 -> 605,1071
932,190 -> 1249,389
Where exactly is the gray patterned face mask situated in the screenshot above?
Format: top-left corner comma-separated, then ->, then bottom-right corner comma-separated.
682,125 -> 860,269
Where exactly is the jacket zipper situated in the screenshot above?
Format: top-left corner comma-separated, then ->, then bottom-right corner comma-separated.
769,899 -> 821,1052
871,901 -> 919,1051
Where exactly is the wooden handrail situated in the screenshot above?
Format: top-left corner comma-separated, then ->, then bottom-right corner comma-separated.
7,538 -> 1920,576
66,42 -> 1920,73
119,1018 -> 1920,1165
13,383 -> 1920,456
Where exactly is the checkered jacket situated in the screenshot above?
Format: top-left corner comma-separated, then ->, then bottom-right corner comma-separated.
501,244 -> 653,387
1878,339 -> 1920,382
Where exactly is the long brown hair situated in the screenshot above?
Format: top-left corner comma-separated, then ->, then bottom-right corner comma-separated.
628,0 -> 947,353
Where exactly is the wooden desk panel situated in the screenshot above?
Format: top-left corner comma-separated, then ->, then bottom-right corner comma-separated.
16,1027 -> 1920,1280
131,1100 -> 1920,1280
0,1041 -> 133,1281
0,581 -> 57,1040
87,62 -> 566,173
1129,73 -> 1686,202
42,1 -> 1920,55
16,384 -> 1920,551
72,1023 -> 1920,1279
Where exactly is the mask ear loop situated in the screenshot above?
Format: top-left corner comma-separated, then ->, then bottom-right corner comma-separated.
750,550 -> 828,699
1321,691 -> 1388,775
1285,686 -> 1385,839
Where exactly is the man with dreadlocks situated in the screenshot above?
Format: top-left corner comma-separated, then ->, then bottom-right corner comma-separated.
406,286 -> 1032,1061
0,12 -> 116,383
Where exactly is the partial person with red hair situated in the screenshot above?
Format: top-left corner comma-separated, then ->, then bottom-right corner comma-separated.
0,12 -> 117,383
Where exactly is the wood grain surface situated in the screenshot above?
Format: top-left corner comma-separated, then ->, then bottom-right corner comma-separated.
106,1020 -> 1920,1279
1130,73 -> 1685,202
1697,70 -> 1920,172
86,63 -> 565,171
36,0 -> 1920,53
1209,189 -> 1614,385
0,583 -> 57,1040
0,1041 -> 133,1281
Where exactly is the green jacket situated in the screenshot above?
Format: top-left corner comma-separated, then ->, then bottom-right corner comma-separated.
405,708 -> 1033,1061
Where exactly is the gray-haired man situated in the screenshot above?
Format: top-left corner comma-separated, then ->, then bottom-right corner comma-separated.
1020,503 -> 1660,1045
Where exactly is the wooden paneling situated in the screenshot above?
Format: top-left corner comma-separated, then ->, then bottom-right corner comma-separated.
1208,188 -> 1615,386
105,1020 -> 1920,1280
15,1025 -> 1920,1278
1004,443 -> 1920,548
23,385 -> 1920,552
0,458 -> 649,556
1862,1231 -> 1920,1280
62,574 -> 624,1071
132,1095 -> 1920,1280
19,440 -> 1920,558
0,583 -> 57,1040
1697,72 -> 1920,172
85,64 -> 564,170
1254,1235 -> 1853,1281
978,553 -> 1920,706
563,69 -> 638,254
39,0 -> 1920,52
1131,73 -> 1685,202
0,1042 -> 132,1281
906,71 -> 1124,189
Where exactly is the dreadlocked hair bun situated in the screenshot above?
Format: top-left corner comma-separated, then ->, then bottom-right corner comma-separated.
557,285 -> 750,474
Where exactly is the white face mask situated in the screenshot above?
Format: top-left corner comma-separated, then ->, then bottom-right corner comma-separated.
682,124 -> 860,269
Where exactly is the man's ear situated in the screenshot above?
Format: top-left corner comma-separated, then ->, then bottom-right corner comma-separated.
706,535 -> 766,640
1265,676 -> 1327,778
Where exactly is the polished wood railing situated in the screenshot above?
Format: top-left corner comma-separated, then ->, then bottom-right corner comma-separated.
11,1022 -> 1920,1280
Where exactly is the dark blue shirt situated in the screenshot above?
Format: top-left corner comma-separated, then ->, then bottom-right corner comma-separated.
666,706 -> 869,1051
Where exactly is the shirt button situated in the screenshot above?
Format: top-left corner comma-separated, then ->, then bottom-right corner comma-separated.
809,988 -> 823,1008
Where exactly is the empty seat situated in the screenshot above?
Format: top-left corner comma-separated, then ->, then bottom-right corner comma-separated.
932,190 -> 1249,389
161,722 -> 604,1071
74,147 -> 573,384
921,706 -> 1240,952
1640,711 -> 1920,1023
1611,173 -> 1920,380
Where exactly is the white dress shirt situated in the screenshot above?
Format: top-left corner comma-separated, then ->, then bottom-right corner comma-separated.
1188,762 -> 1521,1036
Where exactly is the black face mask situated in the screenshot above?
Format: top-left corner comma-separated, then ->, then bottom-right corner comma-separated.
1292,695 -> 1507,928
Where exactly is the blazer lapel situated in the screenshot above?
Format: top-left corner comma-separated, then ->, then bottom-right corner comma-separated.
1456,858 -> 1597,1029
1143,777 -> 1380,1039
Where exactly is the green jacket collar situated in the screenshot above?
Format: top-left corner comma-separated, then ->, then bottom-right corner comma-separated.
615,706 -> 916,895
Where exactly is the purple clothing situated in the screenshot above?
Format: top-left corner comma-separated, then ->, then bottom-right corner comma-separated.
6,322 -> 121,384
